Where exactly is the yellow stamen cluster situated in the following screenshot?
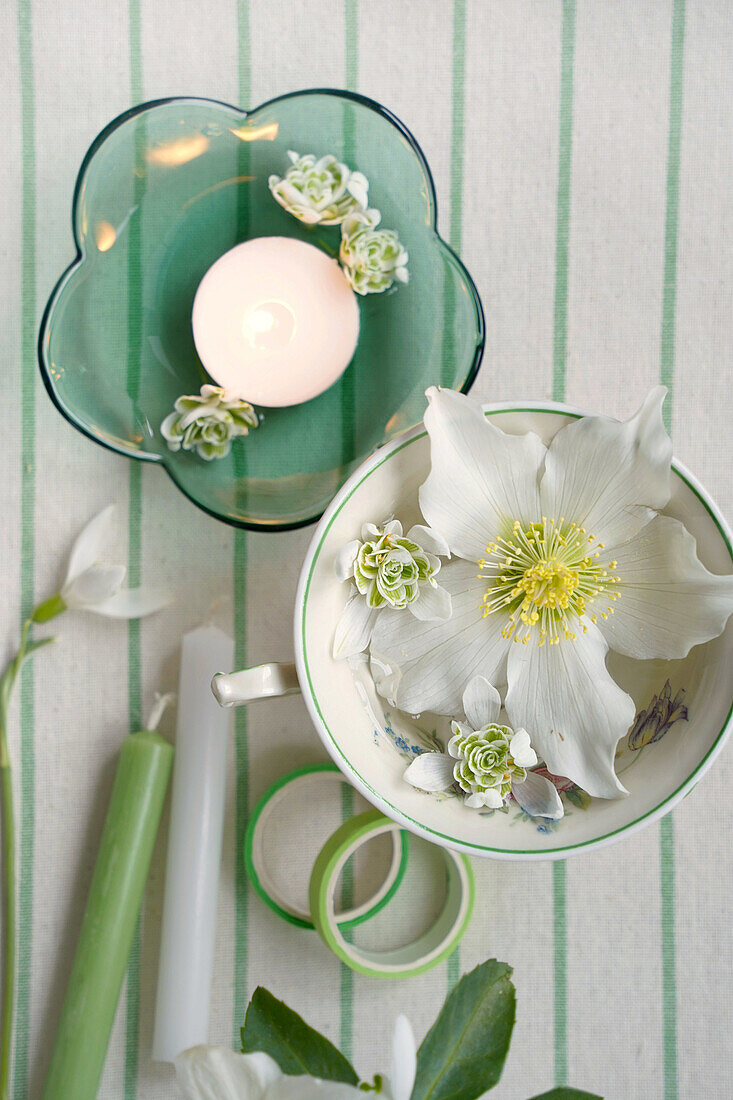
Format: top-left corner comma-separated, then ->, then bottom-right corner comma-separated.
478,517 -> 620,645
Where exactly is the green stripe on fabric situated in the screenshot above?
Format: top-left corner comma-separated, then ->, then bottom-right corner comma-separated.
338,0 -> 359,1060
659,5 -> 685,1097
232,0 -> 252,1046
445,0 -> 467,985
125,0 -> 144,1093
552,861 -> 568,1085
549,1 -> 576,1086
660,815 -> 678,1100
14,0 -> 36,1095
659,0 -> 686,435
551,0 -> 576,403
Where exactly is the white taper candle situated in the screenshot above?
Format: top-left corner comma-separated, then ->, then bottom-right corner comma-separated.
152,625 -> 234,1062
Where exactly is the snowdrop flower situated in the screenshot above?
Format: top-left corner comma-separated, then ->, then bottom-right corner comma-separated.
339,209 -> 408,295
333,520 -> 451,660
404,676 -> 563,819
175,1016 -> 417,1100
33,505 -> 169,621
268,151 -> 369,226
161,385 -> 259,461
373,387 -> 733,799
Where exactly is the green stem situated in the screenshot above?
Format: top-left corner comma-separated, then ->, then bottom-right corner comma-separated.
0,614 -> 55,1098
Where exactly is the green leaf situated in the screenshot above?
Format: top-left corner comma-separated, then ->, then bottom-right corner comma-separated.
241,987 -> 359,1084
528,1089 -> 603,1099
410,959 -> 516,1100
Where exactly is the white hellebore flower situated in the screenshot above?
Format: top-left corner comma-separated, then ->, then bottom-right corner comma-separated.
373,387 -> 733,799
58,505 -> 169,618
175,1015 -> 417,1100
404,675 -> 563,819
333,520 -> 451,660
339,209 -> 409,295
268,151 -> 369,226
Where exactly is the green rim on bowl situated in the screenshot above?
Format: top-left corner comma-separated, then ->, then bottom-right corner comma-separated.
38,90 -> 484,531
297,404 -> 733,859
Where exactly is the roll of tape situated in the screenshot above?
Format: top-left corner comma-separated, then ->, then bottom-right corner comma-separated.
245,764 -> 409,930
310,810 -> 474,978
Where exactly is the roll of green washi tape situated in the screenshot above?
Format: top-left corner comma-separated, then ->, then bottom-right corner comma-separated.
310,809 -> 474,979
245,763 -> 409,930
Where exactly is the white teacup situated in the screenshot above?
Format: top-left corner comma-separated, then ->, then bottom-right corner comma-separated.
213,402 -> 733,860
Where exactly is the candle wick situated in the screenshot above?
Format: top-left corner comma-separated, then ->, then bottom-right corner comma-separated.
146,692 -> 176,732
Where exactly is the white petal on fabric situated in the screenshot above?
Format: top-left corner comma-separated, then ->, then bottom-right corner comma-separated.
62,564 -> 126,607
595,513 -> 733,660
461,675 -> 501,730
390,1014 -> 417,1100
540,387 -> 672,549
505,619 -> 634,799
63,504 -> 117,587
174,1046 -> 281,1100
409,582 -> 452,622
90,586 -> 170,619
332,594 -> 379,658
512,772 -> 564,820
267,1075 -> 364,1100
406,524 -> 451,559
508,727 -> 538,768
371,559 -> 511,715
403,752 -> 455,792
419,387 -> 546,561
334,541 -> 360,582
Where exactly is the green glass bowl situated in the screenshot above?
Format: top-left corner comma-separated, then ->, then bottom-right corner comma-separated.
39,91 -> 484,530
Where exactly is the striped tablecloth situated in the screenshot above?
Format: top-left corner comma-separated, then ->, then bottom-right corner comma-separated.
3,2 -> 731,1097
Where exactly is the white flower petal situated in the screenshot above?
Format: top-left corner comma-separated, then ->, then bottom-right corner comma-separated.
334,540 -> 360,583
505,620 -> 634,799
91,587 -> 170,619
462,675 -> 501,729
333,594 -> 379,659
267,1078 -> 362,1100
595,513 -> 733,659
390,1015 -> 417,1100
419,388 -> 546,561
406,524 -> 451,558
63,504 -> 117,586
371,559 -> 510,715
512,773 -> 564,820
409,582 -> 452,622
540,387 -> 672,548
466,789 -> 502,809
369,652 -> 402,704
403,752 -> 455,792
509,727 -> 538,768
175,1045 -> 281,1100
62,564 -> 126,608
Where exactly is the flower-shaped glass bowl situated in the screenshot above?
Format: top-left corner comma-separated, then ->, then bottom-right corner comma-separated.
39,91 -> 484,530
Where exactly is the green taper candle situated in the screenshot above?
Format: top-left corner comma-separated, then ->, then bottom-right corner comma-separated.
42,708 -> 174,1100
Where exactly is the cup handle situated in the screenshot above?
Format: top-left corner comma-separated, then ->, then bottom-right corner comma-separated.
211,663 -> 300,708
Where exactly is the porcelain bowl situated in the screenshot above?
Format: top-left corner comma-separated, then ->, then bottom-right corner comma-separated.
39,91 -> 484,530
296,402 -> 733,859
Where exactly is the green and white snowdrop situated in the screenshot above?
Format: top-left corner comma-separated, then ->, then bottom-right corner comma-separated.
339,209 -> 409,295
268,151 -> 369,226
161,385 -> 259,461
404,675 -> 563,819
333,520 -> 450,659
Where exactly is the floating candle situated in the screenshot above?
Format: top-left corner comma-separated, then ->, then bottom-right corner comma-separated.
191,237 -> 360,407
41,701 -> 174,1100
152,625 -> 234,1062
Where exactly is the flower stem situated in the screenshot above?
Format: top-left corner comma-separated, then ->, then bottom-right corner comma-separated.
0,616 -> 55,1099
